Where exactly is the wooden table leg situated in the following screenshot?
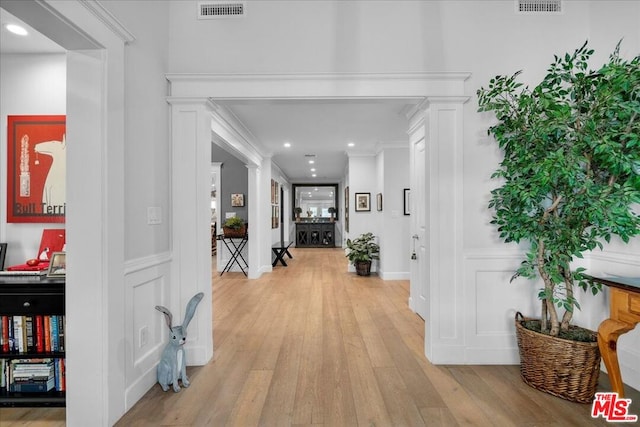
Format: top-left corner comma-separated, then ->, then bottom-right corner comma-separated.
598,318 -> 636,398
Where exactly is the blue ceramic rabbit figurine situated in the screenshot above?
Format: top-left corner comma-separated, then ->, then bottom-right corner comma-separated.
155,292 -> 204,392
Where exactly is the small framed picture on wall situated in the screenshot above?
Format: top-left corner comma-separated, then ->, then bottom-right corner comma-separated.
355,193 -> 371,212
231,193 -> 245,207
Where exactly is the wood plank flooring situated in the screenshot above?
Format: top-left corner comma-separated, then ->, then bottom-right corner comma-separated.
2,247 -> 639,426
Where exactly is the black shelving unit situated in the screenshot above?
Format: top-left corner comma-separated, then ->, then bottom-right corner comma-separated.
0,277 -> 65,407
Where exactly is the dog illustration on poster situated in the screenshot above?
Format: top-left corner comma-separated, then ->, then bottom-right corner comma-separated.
35,135 -> 66,213
7,115 -> 66,223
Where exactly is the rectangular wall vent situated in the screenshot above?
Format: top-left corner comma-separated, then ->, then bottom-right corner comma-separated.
517,0 -> 562,13
198,1 -> 246,19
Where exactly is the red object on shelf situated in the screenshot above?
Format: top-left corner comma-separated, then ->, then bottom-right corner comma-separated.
37,228 -> 65,261
6,262 -> 49,271
4,228 -> 65,271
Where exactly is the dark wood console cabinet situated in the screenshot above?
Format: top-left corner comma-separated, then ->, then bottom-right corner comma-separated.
0,278 -> 65,407
296,222 -> 335,248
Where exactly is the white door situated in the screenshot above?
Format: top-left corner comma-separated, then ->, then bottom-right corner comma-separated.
410,132 -> 429,320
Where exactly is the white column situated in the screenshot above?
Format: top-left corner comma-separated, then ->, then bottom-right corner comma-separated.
246,164 -> 261,278
168,98 -> 213,365
423,97 -> 468,363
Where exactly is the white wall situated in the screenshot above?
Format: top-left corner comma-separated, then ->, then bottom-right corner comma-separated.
97,1 -> 178,415
101,0 -> 172,261
0,53 -> 66,265
378,146 -> 410,280
346,154 -> 378,271
168,0 -> 443,74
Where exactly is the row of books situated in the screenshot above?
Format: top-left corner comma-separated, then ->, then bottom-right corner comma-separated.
0,270 -> 49,282
0,315 -> 65,354
0,358 -> 65,392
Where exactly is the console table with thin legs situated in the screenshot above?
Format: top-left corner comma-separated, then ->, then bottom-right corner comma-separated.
218,235 -> 248,276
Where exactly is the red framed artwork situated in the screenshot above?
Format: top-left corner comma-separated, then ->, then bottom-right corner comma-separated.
7,115 -> 66,223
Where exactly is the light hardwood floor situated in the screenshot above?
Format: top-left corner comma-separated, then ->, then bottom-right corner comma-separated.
2,247 -> 639,426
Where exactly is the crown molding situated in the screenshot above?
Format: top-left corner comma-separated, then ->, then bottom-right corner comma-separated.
166,72 -> 471,100
79,0 -> 135,44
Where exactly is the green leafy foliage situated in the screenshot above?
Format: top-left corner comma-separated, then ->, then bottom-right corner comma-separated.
223,216 -> 245,230
478,41 -> 640,337
345,232 -> 380,264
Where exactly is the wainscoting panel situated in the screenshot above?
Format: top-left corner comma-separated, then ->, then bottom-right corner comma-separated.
463,250 -> 536,364
124,252 -> 172,410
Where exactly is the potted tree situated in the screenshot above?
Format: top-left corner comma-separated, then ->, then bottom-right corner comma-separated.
222,217 -> 246,238
345,232 -> 380,276
477,41 -> 639,403
294,207 -> 302,221
328,207 -> 336,222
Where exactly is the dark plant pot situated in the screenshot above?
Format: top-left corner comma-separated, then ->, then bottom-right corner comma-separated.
515,312 -> 600,403
355,261 -> 371,276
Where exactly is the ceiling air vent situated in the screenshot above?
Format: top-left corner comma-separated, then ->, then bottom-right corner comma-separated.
517,0 -> 562,13
198,1 -> 246,19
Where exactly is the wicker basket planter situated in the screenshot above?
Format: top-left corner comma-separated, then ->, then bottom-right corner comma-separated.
223,226 -> 246,238
355,261 -> 372,276
515,312 -> 600,403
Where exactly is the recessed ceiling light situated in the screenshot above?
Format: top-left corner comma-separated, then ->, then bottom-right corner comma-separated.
6,24 -> 28,36
283,142 -> 291,148
308,160 -> 315,164
348,142 -> 355,147
312,174 -> 317,177
310,168 -> 316,172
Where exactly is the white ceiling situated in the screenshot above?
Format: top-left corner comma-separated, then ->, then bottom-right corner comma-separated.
215,99 -> 415,181
1,7 -> 414,183
0,8 -> 64,54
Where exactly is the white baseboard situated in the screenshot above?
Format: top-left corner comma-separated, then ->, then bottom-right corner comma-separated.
379,271 -> 410,280
124,364 -> 158,411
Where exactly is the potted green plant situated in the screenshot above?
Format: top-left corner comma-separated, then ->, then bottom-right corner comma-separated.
477,41 -> 640,403
294,207 -> 302,221
345,232 -> 380,276
328,207 -> 336,221
222,217 -> 246,238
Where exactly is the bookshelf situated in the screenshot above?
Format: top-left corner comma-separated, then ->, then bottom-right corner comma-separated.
0,277 -> 65,407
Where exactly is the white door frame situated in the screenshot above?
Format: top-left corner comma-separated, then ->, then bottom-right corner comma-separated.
407,108 -> 428,320
166,72 -> 470,365
2,1 -> 133,425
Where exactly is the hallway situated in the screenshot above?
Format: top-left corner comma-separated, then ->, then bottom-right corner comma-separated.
2,248 -> 638,426
116,248 -> 639,426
